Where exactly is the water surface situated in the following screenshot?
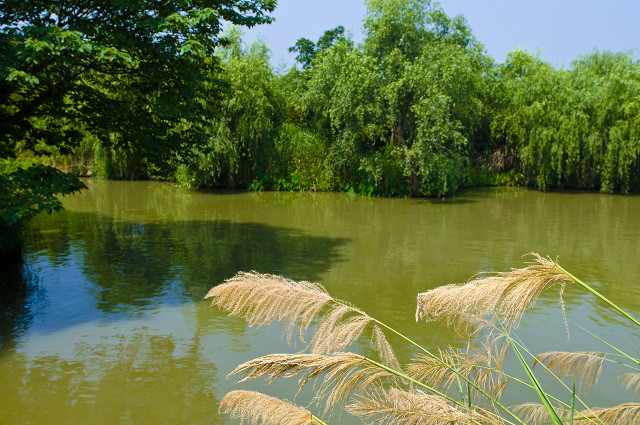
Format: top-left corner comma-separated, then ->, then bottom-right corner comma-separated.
1,180 -> 639,423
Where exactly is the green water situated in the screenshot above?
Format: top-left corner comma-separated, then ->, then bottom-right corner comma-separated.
1,179 -> 639,424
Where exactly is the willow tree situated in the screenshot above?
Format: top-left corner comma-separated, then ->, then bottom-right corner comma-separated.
491,50 -> 640,193
175,28 -> 285,189
301,0 -> 490,197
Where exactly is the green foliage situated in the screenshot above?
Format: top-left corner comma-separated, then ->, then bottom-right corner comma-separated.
466,168 -> 525,187
175,29 -> 285,189
0,0 -> 276,161
0,159 -> 85,258
288,26 -> 347,70
7,0 -> 640,199
272,123 -> 328,191
92,140 -> 149,180
0,1 -> 276,172
297,0 -> 490,197
491,50 -> 640,193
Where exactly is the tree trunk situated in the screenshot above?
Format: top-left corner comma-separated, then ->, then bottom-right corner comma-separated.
392,122 -> 419,197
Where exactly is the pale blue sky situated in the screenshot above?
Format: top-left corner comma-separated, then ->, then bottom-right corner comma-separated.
244,0 -> 639,69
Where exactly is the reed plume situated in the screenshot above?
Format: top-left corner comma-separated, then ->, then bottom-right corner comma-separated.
371,325 -> 402,373
511,402 -> 611,425
211,259 -> 640,425
533,351 -> 606,390
511,403 -> 566,425
575,403 -> 640,425
347,387 -> 501,425
228,352 -> 396,411
219,390 -> 323,425
204,272 -> 399,368
621,373 -> 640,392
204,272 -> 333,344
407,333 -> 510,403
416,254 -> 573,331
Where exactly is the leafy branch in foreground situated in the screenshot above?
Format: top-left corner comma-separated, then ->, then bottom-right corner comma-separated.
205,254 -> 640,424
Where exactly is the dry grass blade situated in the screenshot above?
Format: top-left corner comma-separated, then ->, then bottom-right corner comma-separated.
620,373 -> 640,392
576,403 -> 640,425
533,351 -> 606,390
416,254 -> 573,331
347,387 -> 502,425
219,390 -> 322,425
228,352 -> 396,412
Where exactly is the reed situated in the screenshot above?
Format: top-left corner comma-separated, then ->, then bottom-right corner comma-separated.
219,390 -> 326,425
206,255 -> 640,424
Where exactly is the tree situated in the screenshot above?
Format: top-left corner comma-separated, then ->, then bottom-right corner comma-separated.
491,50 -> 640,192
0,0 -> 275,260
175,27 -> 285,189
301,0 -> 489,197
1,0 -> 275,156
288,26 -> 346,70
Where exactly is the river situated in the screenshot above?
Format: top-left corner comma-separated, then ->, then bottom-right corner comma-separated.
1,179 -> 639,424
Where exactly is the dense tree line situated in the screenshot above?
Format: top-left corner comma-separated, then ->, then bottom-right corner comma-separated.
2,0 -> 640,257
69,0 -> 638,198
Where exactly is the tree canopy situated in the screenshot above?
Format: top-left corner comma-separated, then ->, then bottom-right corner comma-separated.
0,0 -> 275,159
293,0 -> 490,197
0,0 -> 276,260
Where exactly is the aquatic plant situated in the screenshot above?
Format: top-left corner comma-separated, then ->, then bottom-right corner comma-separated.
205,254 -> 640,424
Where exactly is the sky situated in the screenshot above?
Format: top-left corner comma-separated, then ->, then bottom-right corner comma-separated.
243,0 -> 640,70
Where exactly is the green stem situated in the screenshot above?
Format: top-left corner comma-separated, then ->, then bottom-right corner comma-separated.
362,356 -> 509,425
369,317 -> 527,425
509,334 -> 606,425
573,322 -> 640,367
557,264 -> 640,328
509,337 -> 564,425
311,414 -> 327,425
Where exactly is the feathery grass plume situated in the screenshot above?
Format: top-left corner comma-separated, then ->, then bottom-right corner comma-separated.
621,373 -> 640,392
511,403 -> 565,425
347,387 -> 501,425
575,403 -> 640,425
533,351 -> 606,390
219,390 -> 323,425
204,272 -> 333,344
228,352 -> 396,412
205,272 -> 387,358
512,402 -> 609,425
416,254 -> 573,331
407,349 -> 478,394
309,310 -> 372,354
407,334 -> 509,403
371,325 -> 401,371
514,403 -> 609,425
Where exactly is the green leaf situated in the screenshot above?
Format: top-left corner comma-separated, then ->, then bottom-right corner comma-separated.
509,336 -> 564,425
